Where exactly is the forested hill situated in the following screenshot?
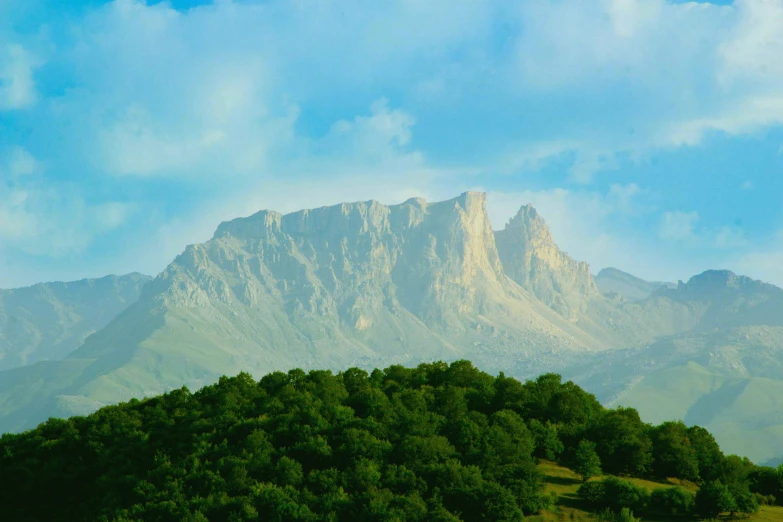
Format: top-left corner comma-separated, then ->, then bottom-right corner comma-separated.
0,361 -> 780,521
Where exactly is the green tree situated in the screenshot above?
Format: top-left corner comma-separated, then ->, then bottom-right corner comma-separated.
527,418 -> 564,461
649,486 -> 695,516
650,421 -> 699,481
0,361 -> 736,522
695,480 -> 736,519
734,489 -> 760,516
590,408 -> 653,476
687,425 -> 724,483
573,439 -> 602,482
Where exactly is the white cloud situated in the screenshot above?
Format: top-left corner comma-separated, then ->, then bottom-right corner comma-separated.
19,0 -> 783,184
501,0 -> 783,177
126,99 -> 454,277
659,211 -> 699,242
657,210 -> 749,251
4,0 -> 783,285
714,225 -> 747,249
0,43 -> 41,110
735,231 -> 783,287
0,147 -> 134,256
1,145 -> 39,179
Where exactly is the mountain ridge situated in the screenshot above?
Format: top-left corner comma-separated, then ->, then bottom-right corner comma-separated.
594,267 -> 675,302
2,192 -> 783,467
0,273 -> 151,371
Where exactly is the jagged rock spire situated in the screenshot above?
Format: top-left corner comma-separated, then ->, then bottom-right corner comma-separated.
494,204 -> 597,322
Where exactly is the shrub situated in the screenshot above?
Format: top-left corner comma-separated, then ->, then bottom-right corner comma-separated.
592,507 -> 640,522
578,481 -> 607,507
578,476 -> 649,513
649,486 -> 695,516
734,490 -> 760,515
753,492 -> 776,506
695,480 -> 736,519
602,476 -> 650,513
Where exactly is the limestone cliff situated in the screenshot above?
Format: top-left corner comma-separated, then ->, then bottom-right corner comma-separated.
495,204 -> 598,322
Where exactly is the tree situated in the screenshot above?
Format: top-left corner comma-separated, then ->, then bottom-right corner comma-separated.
649,486 -> 695,516
573,439 -> 602,482
589,408 -> 653,476
0,361 -> 737,522
747,465 -> 779,498
734,490 -> 760,516
601,477 -> 650,513
650,421 -> 699,481
527,419 -> 564,461
687,425 -> 724,483
577,477 -> 649,513
695,480 -> 736,519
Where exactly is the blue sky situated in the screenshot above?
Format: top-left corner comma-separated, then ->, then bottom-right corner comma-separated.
1,0 -> 783,288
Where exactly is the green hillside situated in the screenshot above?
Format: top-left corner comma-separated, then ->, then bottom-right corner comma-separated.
561,325 -> 783,465
2,360 -> 780,521
614,362 -> 783,464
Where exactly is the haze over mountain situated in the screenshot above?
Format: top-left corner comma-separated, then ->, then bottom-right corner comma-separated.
1,193 -> 782,466
0,192 -> 622,433
0,273 -> 151,371
561,270 -> 783,463
594,267 -> 675,302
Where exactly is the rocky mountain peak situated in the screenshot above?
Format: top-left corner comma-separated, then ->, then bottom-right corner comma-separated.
213,210 -> 283,240
656,270 -> 780,300
148,192 -> 512,327
494,204 -> 597,322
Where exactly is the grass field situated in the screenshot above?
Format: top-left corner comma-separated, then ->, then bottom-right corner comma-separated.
529,460 -> 783,522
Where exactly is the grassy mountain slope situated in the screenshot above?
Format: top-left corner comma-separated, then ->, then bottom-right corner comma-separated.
564,325 -> 783,463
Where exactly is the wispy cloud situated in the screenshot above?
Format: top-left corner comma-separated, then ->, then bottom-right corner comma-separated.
0,43 -> 41,111
659,211 -> 700,242
2,0 -> 783,286
0,147 -> 134,256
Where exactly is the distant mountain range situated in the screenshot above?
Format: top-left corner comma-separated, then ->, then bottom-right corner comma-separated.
0,273 -> 150,371
594,267 -> 675,302
0,192 -> 781,464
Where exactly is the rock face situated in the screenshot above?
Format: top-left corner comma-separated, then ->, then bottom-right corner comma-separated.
495,205 -> 598,322
0,273 -> 151,371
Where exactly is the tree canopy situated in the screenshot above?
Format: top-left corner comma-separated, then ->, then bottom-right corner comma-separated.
0,360 -> 776,521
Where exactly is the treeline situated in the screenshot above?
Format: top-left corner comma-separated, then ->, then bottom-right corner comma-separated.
0,360 -> 779,521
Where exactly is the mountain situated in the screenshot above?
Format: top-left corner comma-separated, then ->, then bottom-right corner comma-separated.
2,194 -> 782,466
561,270 -> 783,463
0,192 -> 624,434
496,205 -> 598,322
0,273 -> 151,371
594,267 -> 674,302
651,270 -> 783,331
